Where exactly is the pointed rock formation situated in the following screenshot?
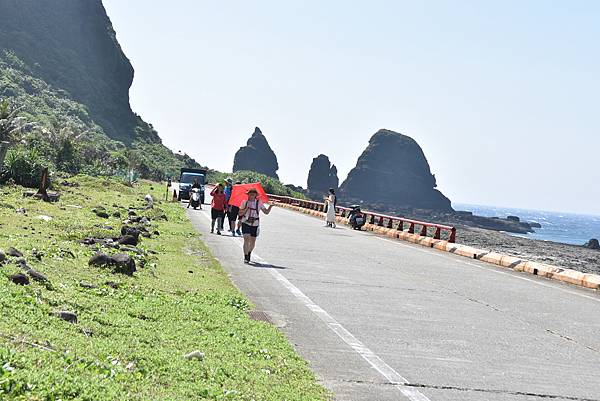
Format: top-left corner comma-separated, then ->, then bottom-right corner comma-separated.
339,129 -> 452,211
233,127 -> 279,179
307,154 -> 339,195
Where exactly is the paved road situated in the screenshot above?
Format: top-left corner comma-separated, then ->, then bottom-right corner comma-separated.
187,203 -> 600,401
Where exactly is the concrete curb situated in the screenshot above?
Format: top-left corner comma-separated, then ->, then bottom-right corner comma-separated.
274,202 -> 600,291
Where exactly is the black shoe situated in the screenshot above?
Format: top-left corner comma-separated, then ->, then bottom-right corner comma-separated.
244,253 -> 250,263
217,231 -> 221,235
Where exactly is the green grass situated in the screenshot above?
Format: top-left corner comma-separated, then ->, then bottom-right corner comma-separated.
0,176 -> 328,400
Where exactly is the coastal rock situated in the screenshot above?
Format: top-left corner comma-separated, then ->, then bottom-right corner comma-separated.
233,127 -> 279,178
307,154 -> 339,195
339,129 -> 453,211
584,239 -> 600,250
507,215 -> 520,222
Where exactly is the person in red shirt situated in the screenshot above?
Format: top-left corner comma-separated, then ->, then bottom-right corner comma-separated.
210,183 -> 227,235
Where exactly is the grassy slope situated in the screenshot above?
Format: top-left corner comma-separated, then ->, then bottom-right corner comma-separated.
0,176 -> 327,400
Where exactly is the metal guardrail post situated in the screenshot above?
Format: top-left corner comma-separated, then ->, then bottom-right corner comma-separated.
434,227 -> 441,240
408,222 -> 415,234
449,227 -> 456,243
420,224 -> 428,237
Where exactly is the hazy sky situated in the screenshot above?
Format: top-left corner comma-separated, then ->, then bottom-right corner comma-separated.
103,0 -> 600,215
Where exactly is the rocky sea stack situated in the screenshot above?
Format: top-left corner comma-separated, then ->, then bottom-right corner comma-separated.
340,129 -> 452,212
307,154 -> 339,195
233,127 -> 279,178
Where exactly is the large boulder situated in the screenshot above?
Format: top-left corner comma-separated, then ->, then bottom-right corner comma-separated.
307,154 -> 339,195
233,127 -> 279,178
339,129 -> 453,212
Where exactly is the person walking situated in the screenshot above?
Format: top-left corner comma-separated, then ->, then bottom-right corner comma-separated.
325,188 -> 337,228
224,178 -> 238,235
210,183 -> 227,235
239,188 -> 273,263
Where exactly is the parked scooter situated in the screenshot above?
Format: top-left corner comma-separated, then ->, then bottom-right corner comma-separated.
188,188 -> 202,210
349,205 -> 366,230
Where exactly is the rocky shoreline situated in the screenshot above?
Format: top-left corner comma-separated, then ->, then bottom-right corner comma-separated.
456,226 -> 600,276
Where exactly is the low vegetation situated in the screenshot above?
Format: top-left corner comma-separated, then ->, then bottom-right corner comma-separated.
0,176 -> 327,400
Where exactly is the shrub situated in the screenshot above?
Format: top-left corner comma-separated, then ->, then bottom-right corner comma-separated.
2,146 -> 50,187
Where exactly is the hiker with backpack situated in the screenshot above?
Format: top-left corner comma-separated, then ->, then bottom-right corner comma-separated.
238,188 -> 273,263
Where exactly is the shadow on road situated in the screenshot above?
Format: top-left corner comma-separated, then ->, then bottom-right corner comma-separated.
251,262 -> 287,270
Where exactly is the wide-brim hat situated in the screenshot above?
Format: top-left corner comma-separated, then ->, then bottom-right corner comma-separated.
246,188 -> 258,194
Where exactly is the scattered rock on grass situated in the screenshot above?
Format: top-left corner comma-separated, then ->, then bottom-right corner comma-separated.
54,311 -> 77,324
89,252 -> 112,267
88,252 -> 136,276
92,207 -> 109,219
7,247 -> 23,258
79,281 -> 97,289
121,226 -> 141,240
25,268 -> 49,283
15,208 -> 26,214
8,273 -> 29,285
32,249 -> 43,261
184,351 -> 205,361
117,235 -> 138,246
0,250 -> 6,263
111,254 -> 136,276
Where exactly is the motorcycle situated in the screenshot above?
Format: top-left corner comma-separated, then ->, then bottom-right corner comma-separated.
189,188 -> 202,210
349,205 -> 366,230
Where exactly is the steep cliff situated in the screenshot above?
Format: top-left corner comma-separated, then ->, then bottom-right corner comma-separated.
0,0 -> 200,181
0,0 -> 157,144
233,127 -> 279,179
307,154 -> 339,195
340,129 -> 452,212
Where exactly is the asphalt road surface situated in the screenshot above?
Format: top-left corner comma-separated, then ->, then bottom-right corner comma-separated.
186,202 -> 600,401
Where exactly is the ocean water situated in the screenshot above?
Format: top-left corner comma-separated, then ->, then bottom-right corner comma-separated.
453,203 -> 600,246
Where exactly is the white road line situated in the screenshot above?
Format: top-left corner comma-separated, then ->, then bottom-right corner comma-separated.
374,236 -> 600,304
194,208 -> 431,401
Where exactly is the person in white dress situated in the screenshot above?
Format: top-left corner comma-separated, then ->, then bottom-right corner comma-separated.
325,188 -> 337,228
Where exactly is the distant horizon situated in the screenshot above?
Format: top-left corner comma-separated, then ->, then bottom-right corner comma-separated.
452,201 -> 600,218
103,0 -> 600,215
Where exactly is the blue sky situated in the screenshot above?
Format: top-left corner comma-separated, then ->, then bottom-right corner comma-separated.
103,0 -> 600,214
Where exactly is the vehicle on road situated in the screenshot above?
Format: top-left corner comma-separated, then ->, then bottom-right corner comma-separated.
178,168 -> 207,203
349,205 -> 366,230
189,188 -> 202,209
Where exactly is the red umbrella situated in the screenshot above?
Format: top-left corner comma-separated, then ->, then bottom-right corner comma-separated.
229,183 -> 269,207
